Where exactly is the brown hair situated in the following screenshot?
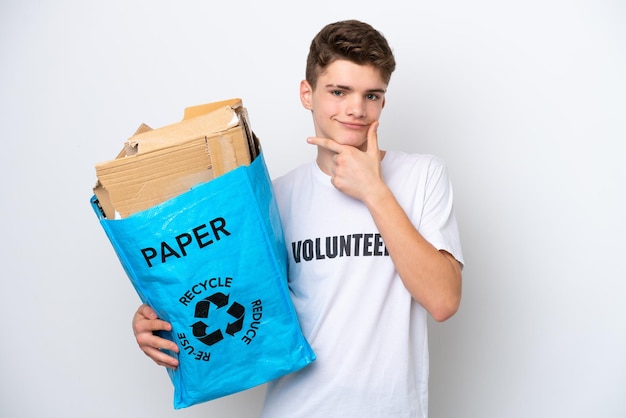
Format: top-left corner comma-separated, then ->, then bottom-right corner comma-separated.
305,20 -> 396,89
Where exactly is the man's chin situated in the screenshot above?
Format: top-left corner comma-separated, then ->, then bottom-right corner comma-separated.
345,139 -> 368,151
334,134 -> 367,148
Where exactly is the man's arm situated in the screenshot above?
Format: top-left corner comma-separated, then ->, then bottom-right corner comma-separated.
307,122 -> 462,321
363,187 -> 462,321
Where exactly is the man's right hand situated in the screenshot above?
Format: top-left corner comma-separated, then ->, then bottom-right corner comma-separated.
132,304 -> 180,369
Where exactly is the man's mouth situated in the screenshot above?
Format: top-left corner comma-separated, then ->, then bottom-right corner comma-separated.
340,121 -> 368,130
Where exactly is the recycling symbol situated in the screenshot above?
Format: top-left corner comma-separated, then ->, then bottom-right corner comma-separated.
191,292 -> 245,346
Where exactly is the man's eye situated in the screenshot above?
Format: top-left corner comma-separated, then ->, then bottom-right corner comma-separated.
331,90 -> 344,96
366,94 -> 380,101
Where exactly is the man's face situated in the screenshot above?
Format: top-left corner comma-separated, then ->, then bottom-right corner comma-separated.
300,59 -> 387,151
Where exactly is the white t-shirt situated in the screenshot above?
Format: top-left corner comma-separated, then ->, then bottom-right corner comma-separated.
260,151 -> 464,418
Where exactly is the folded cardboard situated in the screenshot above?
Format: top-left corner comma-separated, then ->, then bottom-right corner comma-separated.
93,98 -> 259,219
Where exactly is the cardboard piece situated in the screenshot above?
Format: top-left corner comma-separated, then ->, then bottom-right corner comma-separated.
93,98 -> 258,219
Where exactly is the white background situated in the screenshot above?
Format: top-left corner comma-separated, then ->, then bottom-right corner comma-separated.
1,1 -> 625,417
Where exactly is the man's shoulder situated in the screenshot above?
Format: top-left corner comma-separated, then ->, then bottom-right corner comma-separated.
384,150 -> 447,172
272,161 -> 312,188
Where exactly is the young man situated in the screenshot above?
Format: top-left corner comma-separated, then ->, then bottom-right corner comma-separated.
133,20 -> 463,417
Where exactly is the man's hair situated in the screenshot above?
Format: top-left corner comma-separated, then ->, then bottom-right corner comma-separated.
305,20 -> 396,89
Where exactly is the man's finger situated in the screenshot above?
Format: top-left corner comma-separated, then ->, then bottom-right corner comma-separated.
137,303 -> 157,320
366,121 -> 380,154
307,136 -> 343,153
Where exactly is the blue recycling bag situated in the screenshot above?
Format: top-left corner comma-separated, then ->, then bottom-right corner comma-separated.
91,152 -> 315,409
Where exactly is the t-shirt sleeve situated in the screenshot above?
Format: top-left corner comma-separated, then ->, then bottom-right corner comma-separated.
418,158 -> 464,267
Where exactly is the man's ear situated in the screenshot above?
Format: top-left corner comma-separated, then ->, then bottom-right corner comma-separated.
300,80 -> 313,110
381,96 -> 386,109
